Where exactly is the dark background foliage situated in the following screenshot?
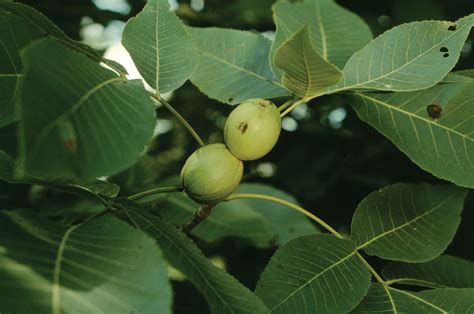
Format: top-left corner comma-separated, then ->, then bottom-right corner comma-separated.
3,0 -> 473,312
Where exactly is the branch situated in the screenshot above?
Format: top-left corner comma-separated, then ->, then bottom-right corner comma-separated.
181,204 -> 214,234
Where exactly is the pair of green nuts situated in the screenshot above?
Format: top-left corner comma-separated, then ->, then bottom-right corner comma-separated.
180,99 -> 281,204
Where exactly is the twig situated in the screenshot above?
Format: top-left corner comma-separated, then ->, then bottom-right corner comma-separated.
128,186 -> 183,201
150,93 -> 205,146
181,204 -> 214,234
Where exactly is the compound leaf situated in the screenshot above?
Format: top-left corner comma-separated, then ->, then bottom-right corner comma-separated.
189,27 -> 290,105
333,14 -> 474,92
255,234 -> 370,313
353,284 -> 474,313
122,0 -> 198,94
154,183 -> 317,247
19,39 -> 155,181
0,210 -> 171,313
271,0 -> 372,75
383,255 -> 474,288
351,81 -> 474,188
351,183 -> 467,262
115,202 -> 270,314
0,9 -> 42,127
0,2 -> 126,75
274,26 -> 341,100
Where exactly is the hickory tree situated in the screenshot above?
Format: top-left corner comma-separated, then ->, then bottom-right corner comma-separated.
0,0 -> 473,313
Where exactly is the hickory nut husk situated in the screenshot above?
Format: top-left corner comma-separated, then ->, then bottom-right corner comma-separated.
180,143 -> 243,204
224,99 -> 281,161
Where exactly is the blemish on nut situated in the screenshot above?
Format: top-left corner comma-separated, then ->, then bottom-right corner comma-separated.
238,122 -> 248,134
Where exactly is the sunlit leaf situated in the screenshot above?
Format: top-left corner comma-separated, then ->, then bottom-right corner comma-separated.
122,0 -> 198,94
115,202 -> 270,314
274,26 -> 341,100
351,183 -> 467,262
189,27 -> 290,105
255,234 -> 370,313
383,255 -> 474,288
332,14 -> 474,92
271,0 -> 372,76
353,283 -> 474,313
0,210 -> 172,313
18,39 -> 155,181
351,81 -> 474,188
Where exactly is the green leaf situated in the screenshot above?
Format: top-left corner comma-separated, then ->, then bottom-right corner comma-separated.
0,210 -> 172,313
454,69 -> 474,78
19,39 -> 155,181
189,27 -> 290,105
0,155 -> 117,200
0,9 -> 42,127
353,284 -> 474,313
122,0 -> 198,94
274,26 -> 341,100
271,0 -> 372,74
351,81 -> 474,188
0,150 -> 14,179
0,150 -> 119,201
114,202 -> 270,314
154,183 -> 317,247
333,14 -> 474,92
255,234 -> 370,313
416,288 -> 474,312
155,191 -> 275,246
441,73 -> 474,83
0,2 -> 126,75
382,255 -> 474,288
350,183 -> 467,262
352,284 -> 435,313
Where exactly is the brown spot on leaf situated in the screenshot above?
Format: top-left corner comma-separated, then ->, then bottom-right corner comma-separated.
63,139 -> 77,153
427,104 -> 442,120
448,24 -> 457,31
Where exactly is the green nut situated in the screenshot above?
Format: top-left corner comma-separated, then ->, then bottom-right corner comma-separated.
180,143 -> 243,204
224,99 -> 281,161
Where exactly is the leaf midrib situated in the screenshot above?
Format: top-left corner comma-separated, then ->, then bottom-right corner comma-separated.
29,76 -> 124,158
389,287 -> 447,313
313,0 -> 328,61
336,18 -> 473,91
355,93 -> 474,142
154,0 -> 160,92
355,190 -> 456,251
385,278 -> 448,289
271,250 -> 357,311
52,224 -> 79,314
198,50 -> 287,90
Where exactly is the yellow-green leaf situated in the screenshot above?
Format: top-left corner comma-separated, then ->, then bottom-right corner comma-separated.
274,26 -> 341,100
